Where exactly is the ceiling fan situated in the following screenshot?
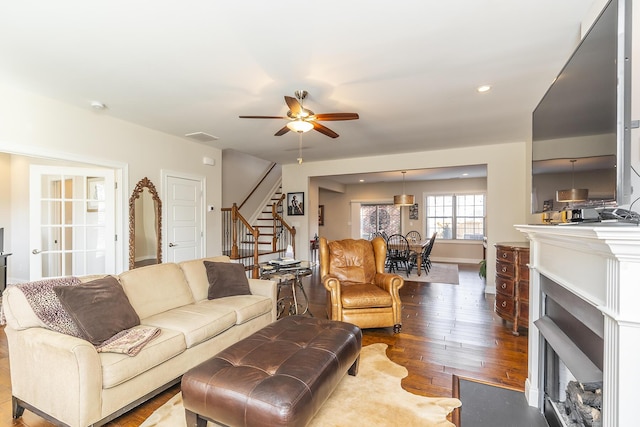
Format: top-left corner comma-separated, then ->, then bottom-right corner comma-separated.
239,90 -> 359,139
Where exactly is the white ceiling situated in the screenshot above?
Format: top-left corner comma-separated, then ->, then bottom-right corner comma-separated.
0,0 -> 598,181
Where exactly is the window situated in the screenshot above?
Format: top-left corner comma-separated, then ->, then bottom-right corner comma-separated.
426,194 -> 485,240
360,204 -> 401,239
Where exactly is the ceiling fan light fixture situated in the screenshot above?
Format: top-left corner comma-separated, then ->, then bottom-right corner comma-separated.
286,119 -> 314,133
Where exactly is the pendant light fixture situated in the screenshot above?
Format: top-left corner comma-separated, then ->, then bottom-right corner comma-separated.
556,159 -> 588,202
394,171 -> 415,206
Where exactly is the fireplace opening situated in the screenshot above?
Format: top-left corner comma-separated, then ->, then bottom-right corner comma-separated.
536,275 -> 604,427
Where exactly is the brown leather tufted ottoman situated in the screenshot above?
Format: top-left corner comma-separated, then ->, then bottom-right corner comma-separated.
181,316 -> 362,427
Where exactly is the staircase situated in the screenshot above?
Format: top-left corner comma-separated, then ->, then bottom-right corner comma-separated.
221,185 -> 296,278
253,186 -> 285,255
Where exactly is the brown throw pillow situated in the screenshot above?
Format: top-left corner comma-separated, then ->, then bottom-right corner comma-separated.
204,261 -> 252,300
54,276 -> 140,346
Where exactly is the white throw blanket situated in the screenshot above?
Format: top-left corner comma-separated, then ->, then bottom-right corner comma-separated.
96,326 -> 161,356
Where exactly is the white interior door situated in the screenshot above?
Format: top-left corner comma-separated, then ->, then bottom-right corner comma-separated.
164,173 -> 204,263
30,166 -> 115,280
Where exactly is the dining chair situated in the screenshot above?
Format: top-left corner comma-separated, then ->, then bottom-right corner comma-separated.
405,230 -> 421,243
386,234 -> 413,277
420,232 -> 437,274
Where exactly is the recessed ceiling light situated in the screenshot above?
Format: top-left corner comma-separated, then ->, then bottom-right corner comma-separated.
90,101 -> 106,110
359,179 -> 365,182
462,173 -> 469,176
477,85 -> 492,93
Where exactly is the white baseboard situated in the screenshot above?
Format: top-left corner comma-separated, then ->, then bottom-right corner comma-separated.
431,257 -> 482,265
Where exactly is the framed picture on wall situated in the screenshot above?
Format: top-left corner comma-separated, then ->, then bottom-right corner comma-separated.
287,192 -> 304,216
318,205 -> 325,225
409,203 -> 418,220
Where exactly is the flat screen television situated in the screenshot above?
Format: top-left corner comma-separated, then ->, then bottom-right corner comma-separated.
531,0 -> 632,214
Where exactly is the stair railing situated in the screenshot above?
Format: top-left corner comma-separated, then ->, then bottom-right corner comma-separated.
272,194 -> 296,255
221,203 -> 260,278
238,162 -> 276,210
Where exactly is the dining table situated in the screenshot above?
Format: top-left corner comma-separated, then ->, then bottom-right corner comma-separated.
409,238 -> 430,276
387,238 -> 430,276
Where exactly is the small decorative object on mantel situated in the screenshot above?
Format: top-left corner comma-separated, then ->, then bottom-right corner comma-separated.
287,192 -> 304,216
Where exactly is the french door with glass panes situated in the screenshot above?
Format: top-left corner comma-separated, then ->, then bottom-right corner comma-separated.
359,204 -> 401,239
29,166 -> 115,280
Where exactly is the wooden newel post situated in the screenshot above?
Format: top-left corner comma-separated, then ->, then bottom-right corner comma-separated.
231,203 -> 239,259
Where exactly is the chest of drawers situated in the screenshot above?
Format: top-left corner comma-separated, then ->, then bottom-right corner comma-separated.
495,242 -> 530,336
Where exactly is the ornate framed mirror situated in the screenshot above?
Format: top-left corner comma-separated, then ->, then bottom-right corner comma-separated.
128,177 -> 162,269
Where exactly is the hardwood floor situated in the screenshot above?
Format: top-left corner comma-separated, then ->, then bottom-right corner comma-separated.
0,263 -> 528,426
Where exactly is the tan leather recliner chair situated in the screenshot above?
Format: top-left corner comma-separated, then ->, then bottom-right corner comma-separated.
319,236 -> 404,333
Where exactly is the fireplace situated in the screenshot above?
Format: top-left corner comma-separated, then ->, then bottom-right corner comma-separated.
516,225 -> 640,427
538,274 -> 604,426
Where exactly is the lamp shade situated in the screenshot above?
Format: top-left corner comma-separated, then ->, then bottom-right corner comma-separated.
394,170 -> 415,206
286,120 -> 314,133
556,160 -> 588,202
556,188 -> 589,203
394,194 -> 415,206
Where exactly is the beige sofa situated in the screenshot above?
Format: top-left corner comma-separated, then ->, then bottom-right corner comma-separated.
1,256 -> 277,427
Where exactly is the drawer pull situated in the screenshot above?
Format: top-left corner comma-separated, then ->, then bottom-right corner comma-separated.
501,267 -> 507,273
502,253 -> 508,258
501,301 -> 507,308
501,283 -> 507,289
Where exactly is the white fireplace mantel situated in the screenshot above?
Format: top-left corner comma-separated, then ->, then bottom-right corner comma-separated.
516,224 -> 640,427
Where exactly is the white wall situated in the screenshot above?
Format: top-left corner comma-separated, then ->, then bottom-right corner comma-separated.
0,154 -> 10,251
221,149 -> 274,208
282,141 -> 528,292
0,82 -> 223,281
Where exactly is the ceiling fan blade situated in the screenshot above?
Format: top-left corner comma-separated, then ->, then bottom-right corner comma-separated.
239,115 -> 286,119
313,113 -> 359,121
313,122 -> 339,138
274,125 -> 290,136
284,96 -> 302,116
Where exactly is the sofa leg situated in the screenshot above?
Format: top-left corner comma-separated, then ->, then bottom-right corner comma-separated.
185,409 -> 207,427
12,397 -> 25,419
393,324 -> 402,333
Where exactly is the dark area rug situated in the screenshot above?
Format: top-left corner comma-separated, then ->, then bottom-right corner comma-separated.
452,376 -> 548,427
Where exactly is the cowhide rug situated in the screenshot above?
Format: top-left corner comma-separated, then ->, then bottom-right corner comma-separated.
141,343 -> 461,427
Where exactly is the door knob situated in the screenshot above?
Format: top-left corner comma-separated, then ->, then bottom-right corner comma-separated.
169,242 -> 177,247
32,249 -> 42,254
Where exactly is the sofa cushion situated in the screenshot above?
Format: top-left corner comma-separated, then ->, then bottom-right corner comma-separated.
118,263 -> 195,319
340,282 -> 393,308
201,295 -> 273,325
100,326 -> 186,388
54,276 -> 140,346
204,261 -> 252,300
141,304 -> 237,348
180,256 -> 232,302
